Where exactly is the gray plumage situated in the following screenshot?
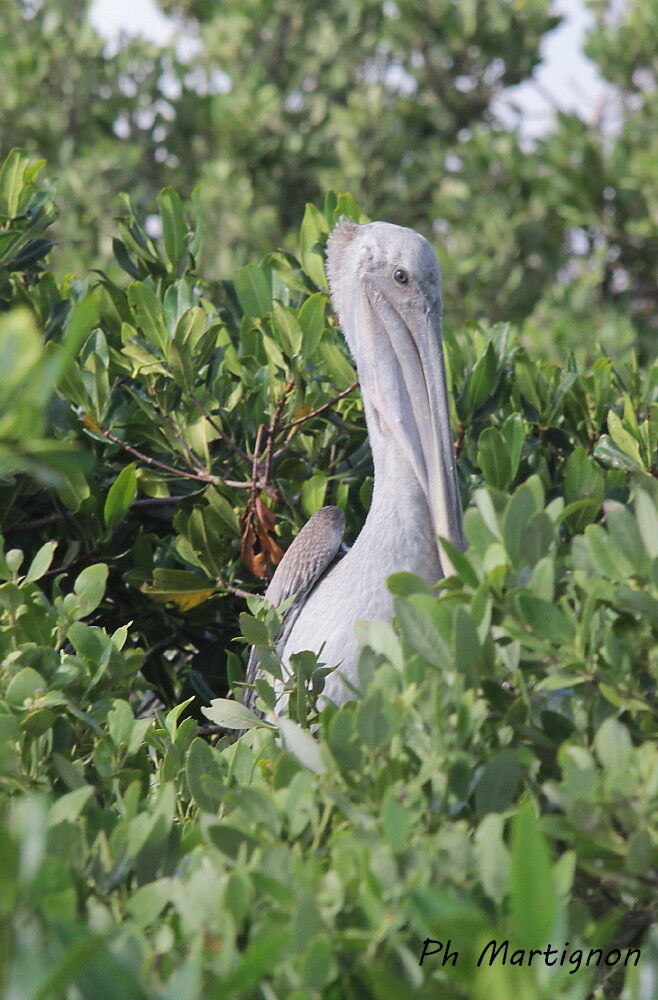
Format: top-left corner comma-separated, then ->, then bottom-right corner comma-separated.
242,506 -> 346,710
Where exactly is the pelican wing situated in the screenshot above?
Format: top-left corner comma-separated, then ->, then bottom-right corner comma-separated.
242,506 -> 346,707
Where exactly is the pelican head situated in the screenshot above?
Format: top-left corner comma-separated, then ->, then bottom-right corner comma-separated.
326,218 -> 464,573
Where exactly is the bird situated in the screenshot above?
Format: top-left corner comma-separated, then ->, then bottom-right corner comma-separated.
243,217 -> 464,710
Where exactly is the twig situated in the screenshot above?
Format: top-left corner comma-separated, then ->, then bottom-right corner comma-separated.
134,692 -> 164,719
276,381 -> 358,436
454,423 -> 466,459
12,512 -> 63,530
224,479 -> 264,489
148,385 -> 204,474
216,577 -> 254,600
87,421 -> 220,485
325,442 -> 338,503
197,724 -> 224,737
133,497 -> 181,508
263,377 -> 294,489
189,395 -> 251,464
250,423 -> 264,503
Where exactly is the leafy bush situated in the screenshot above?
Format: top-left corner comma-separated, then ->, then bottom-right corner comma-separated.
0,150 -> 657,999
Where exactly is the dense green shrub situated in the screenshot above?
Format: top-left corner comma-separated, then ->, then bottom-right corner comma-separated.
0,151 -> 657,998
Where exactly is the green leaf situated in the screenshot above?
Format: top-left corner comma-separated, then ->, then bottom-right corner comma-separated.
239,612 -> 270,646
354,619 -> 403,673
439,539 -> 479,588
142,568 -> 214,612
503,480 -> 543,566
517,510 -> 554,567
174,307 -> 206,349
477,427 -> 511,491
301,471 -> 327,516
510,800 -> 556,948
462,341 -> 497,415
613,587 -> 658,626
24,540 -> 57,583
607,410 -> 644,468
233,262 -> 272,317
565,447 -> 604,505
167,339 -> 193,390
382,788 -> 415,852
474,813 -> 510,903
563,447 -> 603,530
215,930 -> 290,995
6,667 -> 46,707
48,786 -> 94,826
594,717 -> 631,771
72,564 -> 108,618
112,237 -> 141,279
127,282 -> 168,353
272,302 -> 303,356
207,488 -> 240,535
557,498 -> 601,532
301,935 -> 337,991
104,463 -> 137,532
318,341 -> 356,390
0,148 -> 29,218
454,605 -> 483,687
636,489 -> 658,559
515,358 -> 543,415
0,307 -> 41,402
583,523 -> 636,581
186,737 -> 226,811
626,830 -> 652,877
201,698 -> 263,731
474,750 -> 522,817
593,434 -> 643,472
604,500 -> 648,576
107,699 -> 135,747
298,203 -> 328,288
502,412 -> 524,480
157,187 -> 187,271
514,593 -> 574,643
394,594 -> 450,668
298,293 -> 326,360
278,718 -> 326,773
356,690 -> 391,749
56,464 -> 91,512
472,488 -> 501,539
386,572 -> 433,597
60,295 -> 100,371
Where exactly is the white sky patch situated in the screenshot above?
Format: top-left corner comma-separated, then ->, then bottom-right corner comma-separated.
88,0 -> 175,45
492,0 -> 616,137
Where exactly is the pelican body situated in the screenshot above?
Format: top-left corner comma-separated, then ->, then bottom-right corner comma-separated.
244,219 -> 464,708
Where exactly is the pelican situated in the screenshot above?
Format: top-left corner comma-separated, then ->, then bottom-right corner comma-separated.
243,218 -> 464,709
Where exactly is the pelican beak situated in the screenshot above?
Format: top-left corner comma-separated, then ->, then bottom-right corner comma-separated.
412,305 -> 465,575
365,292 -> 464,577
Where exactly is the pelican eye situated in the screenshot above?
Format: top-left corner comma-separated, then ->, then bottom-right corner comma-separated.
393,267 -> 408,285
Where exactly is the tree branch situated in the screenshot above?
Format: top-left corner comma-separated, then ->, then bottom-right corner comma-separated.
89,422 -> 220,483
276,380 -> 358,435
216,577 -> 254,600
250,423 -> 264,503
263,377 -> 295,489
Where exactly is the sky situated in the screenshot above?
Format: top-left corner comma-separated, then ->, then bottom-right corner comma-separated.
88,0 -> 614,138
